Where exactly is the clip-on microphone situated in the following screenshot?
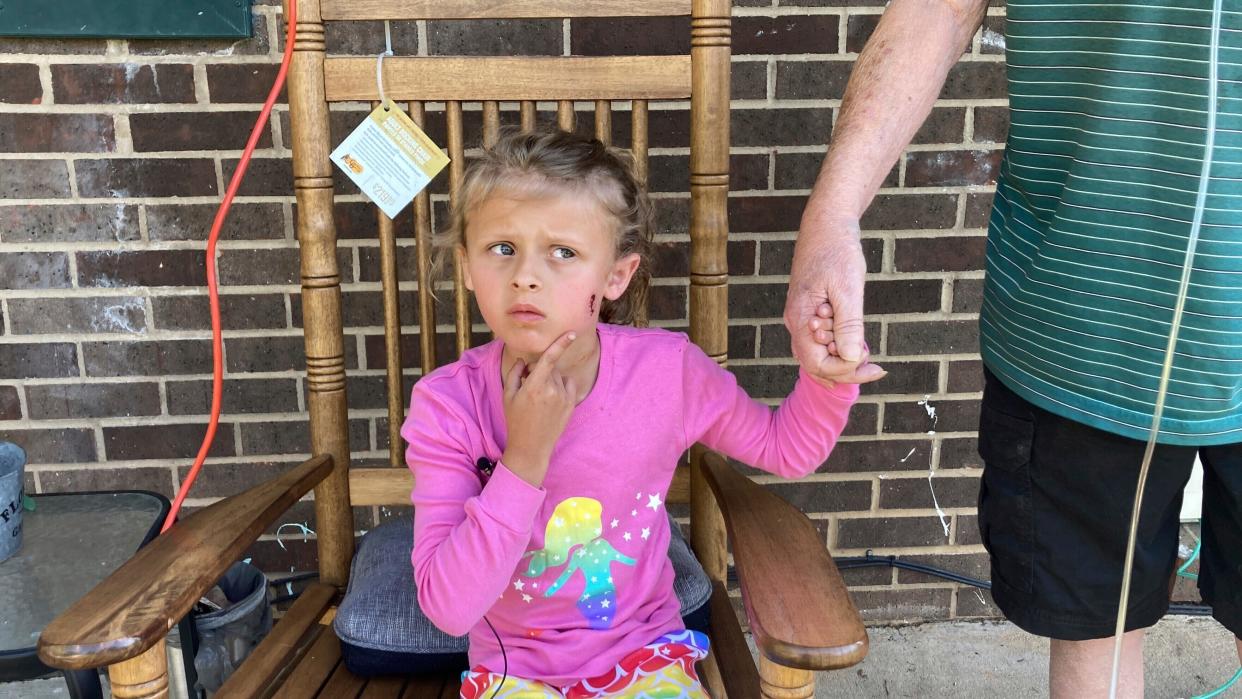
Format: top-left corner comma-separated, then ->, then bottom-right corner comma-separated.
476,456 -> 496,483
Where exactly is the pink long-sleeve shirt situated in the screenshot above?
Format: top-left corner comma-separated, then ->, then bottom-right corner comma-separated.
402,323 -> 857,684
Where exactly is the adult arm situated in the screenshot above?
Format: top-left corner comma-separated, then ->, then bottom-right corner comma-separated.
787,0 -> 991,383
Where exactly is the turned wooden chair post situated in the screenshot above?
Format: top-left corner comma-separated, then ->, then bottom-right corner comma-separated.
105,642 -> 169,699
286,0 -> 354,586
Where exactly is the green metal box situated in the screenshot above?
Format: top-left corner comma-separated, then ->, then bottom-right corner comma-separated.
0,0 -> 253,39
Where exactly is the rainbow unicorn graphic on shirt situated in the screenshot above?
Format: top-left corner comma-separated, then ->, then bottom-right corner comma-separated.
521,497 -> 636,629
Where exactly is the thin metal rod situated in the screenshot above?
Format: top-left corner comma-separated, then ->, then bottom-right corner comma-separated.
1108,3 -> 1221,696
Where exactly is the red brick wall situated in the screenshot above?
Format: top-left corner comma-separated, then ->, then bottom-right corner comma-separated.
0,1 -> 1008,624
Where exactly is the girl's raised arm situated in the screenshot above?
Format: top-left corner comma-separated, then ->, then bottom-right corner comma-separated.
681,339 -> 859,479
403,386 -> 545,637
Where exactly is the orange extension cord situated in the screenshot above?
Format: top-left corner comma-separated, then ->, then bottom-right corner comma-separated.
161,2 -> 298,532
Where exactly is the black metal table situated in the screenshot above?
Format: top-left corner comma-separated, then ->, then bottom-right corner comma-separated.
0,491 -> 169,698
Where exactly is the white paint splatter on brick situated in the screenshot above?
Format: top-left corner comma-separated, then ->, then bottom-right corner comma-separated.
918,395 -> 938,424
92,298 -> 146,334
928,470 -> 950,538
981,28 -> 1006,52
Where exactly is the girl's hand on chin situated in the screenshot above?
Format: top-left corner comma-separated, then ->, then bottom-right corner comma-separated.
501,330 -> 579,487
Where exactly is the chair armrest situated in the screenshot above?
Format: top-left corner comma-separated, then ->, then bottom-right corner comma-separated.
701,451 -> 868,670
38,455 -> 334,670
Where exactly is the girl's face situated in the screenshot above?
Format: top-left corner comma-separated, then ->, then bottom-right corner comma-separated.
460,187 -> 641,357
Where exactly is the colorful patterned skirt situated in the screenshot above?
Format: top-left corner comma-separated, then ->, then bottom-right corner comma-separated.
459,629 -> 710,699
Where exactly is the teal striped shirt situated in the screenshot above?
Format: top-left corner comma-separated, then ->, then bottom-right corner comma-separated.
983,0 -> 1242,445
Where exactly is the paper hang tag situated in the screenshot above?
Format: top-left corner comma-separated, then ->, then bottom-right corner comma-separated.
330,102 -> 450,220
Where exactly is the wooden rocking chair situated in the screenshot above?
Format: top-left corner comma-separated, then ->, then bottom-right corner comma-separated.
36,1 -> 868,696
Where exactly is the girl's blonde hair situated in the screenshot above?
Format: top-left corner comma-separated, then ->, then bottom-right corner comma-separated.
434,127 -> 655,327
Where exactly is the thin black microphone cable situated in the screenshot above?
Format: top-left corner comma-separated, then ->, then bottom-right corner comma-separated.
483,616 -> 507,699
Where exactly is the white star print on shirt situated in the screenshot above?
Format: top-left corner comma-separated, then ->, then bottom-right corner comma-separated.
635,492 -> 642,501
623,532 -> 632,541
601,599 -> 611,609
610,519 -> 619,528
513,580 -> 525,591
631,509 -> 637,517
646,494 -> 662,511
641,527 -> 650,540
522,594 -> 533,603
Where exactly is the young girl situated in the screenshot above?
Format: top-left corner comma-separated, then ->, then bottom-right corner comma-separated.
402,128 -> 859,697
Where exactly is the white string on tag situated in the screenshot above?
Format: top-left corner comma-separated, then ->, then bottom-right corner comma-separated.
376,21 -> 395,110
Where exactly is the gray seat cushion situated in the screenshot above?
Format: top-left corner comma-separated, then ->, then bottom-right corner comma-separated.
334,513 -> 712,660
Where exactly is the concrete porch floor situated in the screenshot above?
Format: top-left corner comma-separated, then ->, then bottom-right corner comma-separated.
3,616 -> 1237,698
808,616 -> 1239,698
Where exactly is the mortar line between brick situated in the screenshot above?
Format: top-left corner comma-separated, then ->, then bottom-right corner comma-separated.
91,423 -> 107,461
732,7 -> 853,17
24,455 -> 291,472
37,63 -> 53,105
65,253 -> 79,289
836,548 -> 977,560
194,63 -> 211,104
167,465 -> 182,496
64,158 -> 79,199
281,201 -> 295,240
0,239 -> 314,254
157,379 -> 169,416
265,4 -> 281,57
271,105 -> 285,151
214,156 -> 226,198
136,203 -> 150,242
835,8 -> 848,54
848,582 -> 965,593
112,113 -> 133,155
